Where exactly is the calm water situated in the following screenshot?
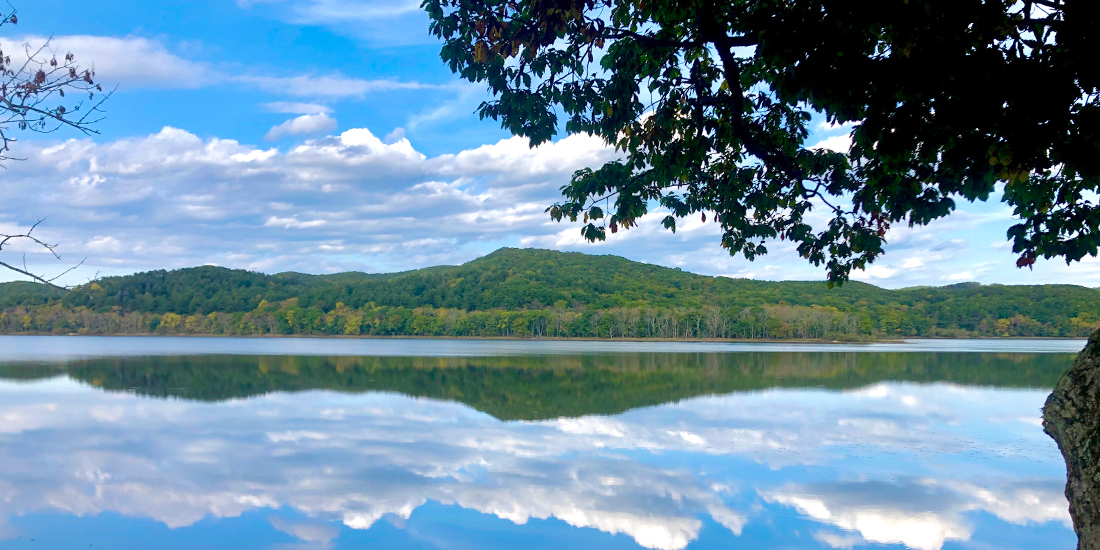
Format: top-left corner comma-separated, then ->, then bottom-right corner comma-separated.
0,336 -> 1084,550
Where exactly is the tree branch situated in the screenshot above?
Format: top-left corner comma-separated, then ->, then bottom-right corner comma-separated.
0,220 -> 86,292
0,259 -> 68,291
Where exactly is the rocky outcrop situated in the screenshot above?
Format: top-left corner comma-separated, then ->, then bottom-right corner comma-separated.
1045,329 -> 1100,550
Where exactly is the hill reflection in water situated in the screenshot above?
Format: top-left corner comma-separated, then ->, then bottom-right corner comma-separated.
0,351 -> 1075,420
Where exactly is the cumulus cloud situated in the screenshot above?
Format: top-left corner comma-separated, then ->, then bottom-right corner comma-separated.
433,133 -> 616,183
0,126 -> 611,278
0,120 -> 1093,286
265,113 -> 339,141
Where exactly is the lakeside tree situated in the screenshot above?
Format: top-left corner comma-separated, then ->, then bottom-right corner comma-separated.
423,0 -> 1097,283
422,0 -> 1100,546
0,5 -> 107,285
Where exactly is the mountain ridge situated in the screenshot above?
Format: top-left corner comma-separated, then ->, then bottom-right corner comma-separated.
0,247 -> 1096,338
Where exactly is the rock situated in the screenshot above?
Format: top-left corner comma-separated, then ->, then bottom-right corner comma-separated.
1045,329 -> 1100,550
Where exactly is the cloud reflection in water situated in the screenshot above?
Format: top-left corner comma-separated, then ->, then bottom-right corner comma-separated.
0,378 -> 1071,550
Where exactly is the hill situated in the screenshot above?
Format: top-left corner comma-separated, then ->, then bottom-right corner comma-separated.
0,280 -> 60,301
0,248 -> 1097,338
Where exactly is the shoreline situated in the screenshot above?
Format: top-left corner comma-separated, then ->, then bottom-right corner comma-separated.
0,333 -> 1087,344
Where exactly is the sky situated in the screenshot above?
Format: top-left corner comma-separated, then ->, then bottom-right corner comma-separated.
0,0 -> 1095,288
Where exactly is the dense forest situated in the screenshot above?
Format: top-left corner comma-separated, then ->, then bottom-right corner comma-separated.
0,248 -> 1096,340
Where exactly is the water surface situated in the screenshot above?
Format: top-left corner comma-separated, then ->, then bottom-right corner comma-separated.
0,335 -> 1084,361
0,337 -> 1079,549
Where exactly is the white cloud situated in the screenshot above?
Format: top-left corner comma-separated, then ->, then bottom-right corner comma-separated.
263,102 -> 334,115
264,113 -> 338,141
944,271 -> 974,282
0,35 -> 210,89
2,121 -> 1096,287
433,133 -> 618,183
264,216 -> 328,229
405,81 -> 486,129
0,126 -> 609,278
238,74 -> 435,98
0,35 -> 442,103
85,235 -> 123,253
851,265 -> 898,281
237,0 -> 422,21
234,0 -> 433,46
815,530 -> 867,549
269,517 -> 340,546
816,120 -> 859,132
383,128 -> 406,144
809,135 -> 852,153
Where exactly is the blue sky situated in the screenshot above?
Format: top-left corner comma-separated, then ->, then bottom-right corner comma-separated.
0,0 -> 1094,287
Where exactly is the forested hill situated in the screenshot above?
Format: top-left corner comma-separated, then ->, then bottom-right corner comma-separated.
0,248 -> 1097,339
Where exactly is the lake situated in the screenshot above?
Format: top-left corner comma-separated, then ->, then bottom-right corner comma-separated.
0,336 -> 1085,550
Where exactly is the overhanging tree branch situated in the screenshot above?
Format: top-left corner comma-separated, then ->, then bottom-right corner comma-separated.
0,4 -> 107,285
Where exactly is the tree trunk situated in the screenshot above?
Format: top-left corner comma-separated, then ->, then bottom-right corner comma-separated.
1044,328 -> 1100,549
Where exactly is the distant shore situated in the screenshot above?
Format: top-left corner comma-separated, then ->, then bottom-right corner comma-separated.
0,332 -> 1086,343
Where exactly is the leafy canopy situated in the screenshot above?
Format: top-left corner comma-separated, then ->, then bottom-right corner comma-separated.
423,0 -> 1099,283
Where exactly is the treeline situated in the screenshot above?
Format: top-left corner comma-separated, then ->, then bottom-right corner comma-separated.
0,247 -> 1097,339
2,299 -> 1095,339
0,301 -> 867,339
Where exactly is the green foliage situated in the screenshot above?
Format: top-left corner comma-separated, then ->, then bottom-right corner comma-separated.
0,280 -> 56,301
0,352 -> 1075,420
423,0 -> 1100,282
0,248 -> 1096,339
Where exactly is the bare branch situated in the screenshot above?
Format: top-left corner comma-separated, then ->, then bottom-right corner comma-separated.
0,259 -> 68,291
0,221 -> 86,292
0,5 -> 106,288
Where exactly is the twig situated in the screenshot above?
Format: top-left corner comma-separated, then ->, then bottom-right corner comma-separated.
0,259 -> 68,291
